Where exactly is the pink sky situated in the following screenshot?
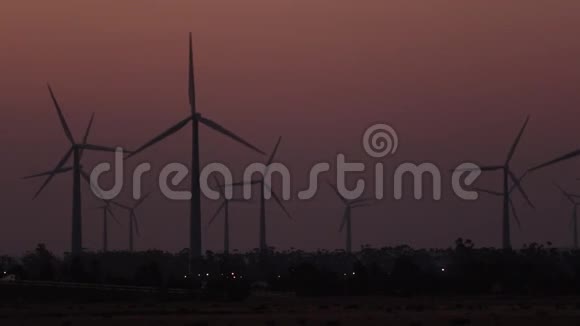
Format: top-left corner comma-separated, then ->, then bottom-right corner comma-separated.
2,1 -> 580,255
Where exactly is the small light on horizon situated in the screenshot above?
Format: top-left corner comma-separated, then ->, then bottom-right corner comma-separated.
441,268 -> 446,272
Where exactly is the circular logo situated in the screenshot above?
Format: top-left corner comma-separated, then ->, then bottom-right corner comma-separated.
362,123 -> 398,158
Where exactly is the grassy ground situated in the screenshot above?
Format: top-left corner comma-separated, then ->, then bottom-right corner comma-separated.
2,295 -> 580,325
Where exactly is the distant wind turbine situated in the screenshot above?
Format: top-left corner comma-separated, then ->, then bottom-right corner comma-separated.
93,200 -> 121,252
455,116 -> 534,250
228,137 -> 291,253
127,34 -> 264,260
327,182 -> 376,253
112,193 -> 150,252
23,87 -> 124,255
554,183 -> 580,249
207,175 -> 250,254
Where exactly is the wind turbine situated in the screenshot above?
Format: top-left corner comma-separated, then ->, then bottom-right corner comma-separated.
23,86 -> 123,255
554,183 -> 580,249
207,175 -> 249,254
327,182 -> 375,254
127,34 -> 264,260
455,116 -> 534,250
112,194 -> 150,252
93,200 -> 121,252
473,174 -> 529,236
228,137 -> 291,253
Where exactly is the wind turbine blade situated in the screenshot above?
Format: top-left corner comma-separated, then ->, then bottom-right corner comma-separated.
212,174 -> 225,196
32,147 -> 74,199
106,206 -> 122,226
112,201 -> 132,211
339,209 -> 347,232
208,201 -> 226,227
225,179 -> 261,187
268,188 -> 292,220
22,166 -> 73,179
79,144 -> 125,153
188,32 -> 196,113
266,136 -> 282,166
229,198 -> 252,203
508,171 -> 528,194
47,84 -> 75,145
134,192 -> 151,208
127,116 -> 191,158
473,188 -> 503,197
508,170 -> 535,209
479,165 -> 504,172
452,165 -> 503,173
509,199 -> 522,230
506,115 -> 530,164
79,112 -> 95,161
326,180 -> 347,204
554,182 -> 576,204
132,212 -> 141,237
351,202 -> 373,209
529,149 -> 580,172
350,196 -> 375,205
196,114 -> 265,155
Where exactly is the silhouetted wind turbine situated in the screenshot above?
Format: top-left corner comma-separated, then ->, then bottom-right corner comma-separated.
207,175 -> 249,254
23,87 -> 124,255
473,174 -> 529,233
456,116 -> 534,250
127,34 -> 264,260
554,183 -> 580,249
228,137 -> 291,253
113,194 -> 150,252
327,182 -> 375,253
93,200 -> 121,252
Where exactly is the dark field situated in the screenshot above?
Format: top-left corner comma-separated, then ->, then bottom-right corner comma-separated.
2,295 -> 580,326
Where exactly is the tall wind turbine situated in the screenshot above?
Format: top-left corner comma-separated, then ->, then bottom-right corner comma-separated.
455,116 -> 534,250
554,183 -> 580,249
127,34 -> 264,260
327,182 -> 375,253
113,194 -> 150,252
23,87 -> 123,255
207,175 -> 249,254
93,200 -> 121,252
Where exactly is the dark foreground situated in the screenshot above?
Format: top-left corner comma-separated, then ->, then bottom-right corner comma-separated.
2,295 -> 580,326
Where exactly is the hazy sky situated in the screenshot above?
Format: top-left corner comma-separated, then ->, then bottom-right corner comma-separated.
2,1 -> 580,255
